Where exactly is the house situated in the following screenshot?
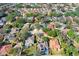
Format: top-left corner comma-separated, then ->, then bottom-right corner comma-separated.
30,28 -> 44,40
74,27 -> 79,32
4,33 -> 16,41
0,20 -> 4,28
61,28 -> 70,36
73,27 -> 79,35
6,21 -> 13,25
0,17 -> 6,27
0,11 -> 7,28
31,28 -> 44,35
22,23 -> 30,30
66,16 -> 74,24
37,41 -> 49,55
10,28 -> 20,34
0,44 -> 12,56
47,22 -> 56,29
57,16 -> 66,23
25,35 -> 34,48
49,38 -> 60,51
0,28 -> 4,34
0,16 -> 6,28
0,11 -> 7,18
0,34 -> 4,41
14,42 -> 22,48
1,17 -> 6,23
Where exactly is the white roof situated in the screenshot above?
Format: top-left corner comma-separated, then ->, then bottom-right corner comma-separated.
0,21 -> 4,26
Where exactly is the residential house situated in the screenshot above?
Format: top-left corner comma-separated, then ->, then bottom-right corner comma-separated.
10,28 -> 20,34
61,28 -> 70,36
0,20 -> 4,28
25,35 -> 34,48
37,41 -> 49,55
4,33 -> 16,41
47,22 -> 56,29
0,17 -> 6,28
0,34 -> 4,41
0,44 -> 12,56
49,38 -> 60,51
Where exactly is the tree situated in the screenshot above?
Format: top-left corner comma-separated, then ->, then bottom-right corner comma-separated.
13,18 -> 25,28
9,48 -> 22,56
75,36 -> 79,43
49,11 -> 63,17
16,3 -> 24,8
43,28 -> 51,33
6,14 -> 13,22
22,44 -> 37,56
75,7 -> 79,16
42,36 -> 49,42
6,11 -> 19,22
0,11 -> 7,18
3,24 -> 12,33
67,29 -> 75,38
64,11 -> 76,17
65,45 -> 78,56
65,46 -> 73,56
47,29 -> 60,37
